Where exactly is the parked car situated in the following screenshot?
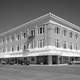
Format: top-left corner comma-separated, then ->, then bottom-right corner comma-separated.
1,60 -> 7,65
68,61 -> 80,65
20,60 -> 30,65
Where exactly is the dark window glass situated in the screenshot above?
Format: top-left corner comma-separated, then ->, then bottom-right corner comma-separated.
69,42 -> 72,49
2,38 -> 5,43
40,40 -> 42,48
24,33 -> 26,38
31,30 -> 35,36
43,27 -> 44,33
17,45 -> 19,51
12,46 -> 14,51
75,34 -> 78,39
63,41 -> 66,49
75,43 -> 78,50
55,27 -> 60,34
24,45 -> 26,50
70,32 -> 72,38
56,39 -> 59,48
40,27 -> 42,34
17,34 -> 20,40
63,30 -> 67,36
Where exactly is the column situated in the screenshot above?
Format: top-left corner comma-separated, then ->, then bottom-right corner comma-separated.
61,56 -> 63,64
57,56 -> 60,64
48,55 -> 52,65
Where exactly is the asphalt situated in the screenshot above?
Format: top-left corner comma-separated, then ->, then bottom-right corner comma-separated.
0,64 -> 80,80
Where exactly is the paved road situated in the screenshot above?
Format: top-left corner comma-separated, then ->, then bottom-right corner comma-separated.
0,65 -> 80,80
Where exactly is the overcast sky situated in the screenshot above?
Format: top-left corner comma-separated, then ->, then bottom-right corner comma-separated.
0,0 -> 80,33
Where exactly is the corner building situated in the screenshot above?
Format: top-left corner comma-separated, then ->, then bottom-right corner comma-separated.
0,12 -> 80,65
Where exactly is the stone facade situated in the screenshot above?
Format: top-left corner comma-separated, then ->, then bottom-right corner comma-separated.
0,12 -> 80,65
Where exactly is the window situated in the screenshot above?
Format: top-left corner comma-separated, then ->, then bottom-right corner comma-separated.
75,34 -> 78,39
24,32 -> 26,38
15,33 -> 21,40
20,32 -> 24,39
38,39 -> 44,48
55,27 -> 60,34
38,27 -> 44,34
12,46 -> 14,52
17,45 -> 20,51
63,30 -> 67,36
69,32 -> 73,38
2,47 -> 6,52
75,43 -> 78,50
40,40 -> 43,48
24,44 -> 27,50
11,35 -> 15,41
23,31 -> 28,38
2,38 -> 5,43
31,40 -> 34,48
31,29 -> 35,36
63,41 -> 67,49
40,27 -> 42,34
17,34 -> 20,40
55,39 -> 60,48
69,42 -> 72,49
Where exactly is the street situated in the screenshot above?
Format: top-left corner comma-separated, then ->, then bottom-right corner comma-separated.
0,65 -> 80,80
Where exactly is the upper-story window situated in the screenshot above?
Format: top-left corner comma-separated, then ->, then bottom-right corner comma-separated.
75,33 -> 78,40
11,35 -> 15,42
17,34 -> 20,40
31,29 -> 35,36
38,39 -> 44,48
75,43 -> 78,50
63,41 -> 67,49
17,45 -> 20,51
20,32 -> 24,39
24,44 -> 27,50
12,46 -> 14,52
63,29 -> 67,36
38,27 -> 44,34
23,32 -> 26,38
55,27 -> 60,34
2,38 -> 5,44
15,33 -> 21,40
2,47 -> 6,52
69,42 -> 72,49
69,32 -> 73,38
55,39 -> 60,48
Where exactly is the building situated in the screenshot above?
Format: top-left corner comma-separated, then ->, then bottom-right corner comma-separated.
0,12 -> 80,65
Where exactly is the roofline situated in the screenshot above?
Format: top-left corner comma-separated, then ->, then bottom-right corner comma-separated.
0,12 -> 50,36
0,12 -> 80,36
49,12 -> 80,30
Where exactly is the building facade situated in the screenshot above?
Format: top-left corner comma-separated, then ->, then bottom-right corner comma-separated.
0,12 -> 80,65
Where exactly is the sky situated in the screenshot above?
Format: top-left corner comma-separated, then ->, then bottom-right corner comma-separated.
0,0 -> 80,33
